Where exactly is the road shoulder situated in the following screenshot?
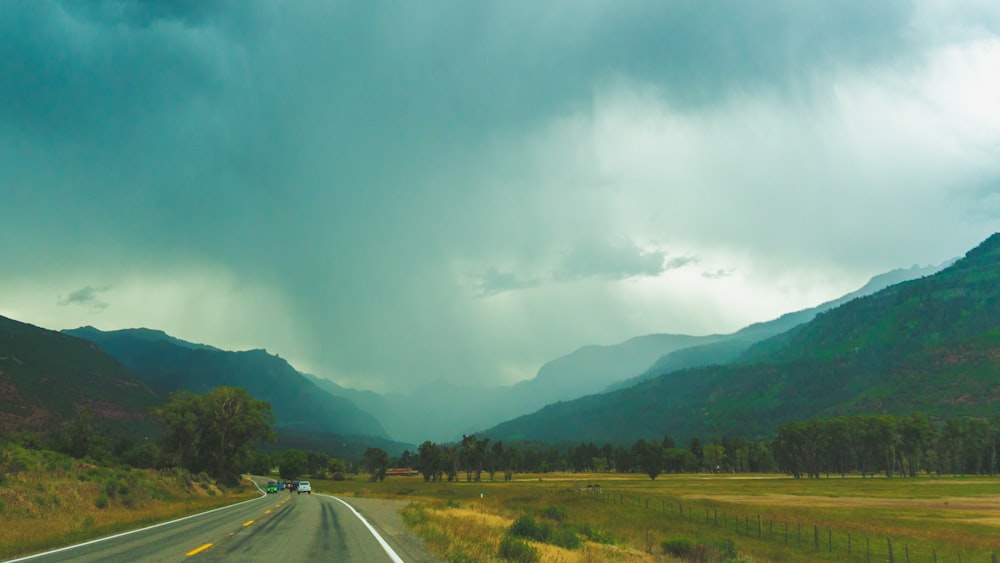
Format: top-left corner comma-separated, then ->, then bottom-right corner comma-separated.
335,496 -> 443,563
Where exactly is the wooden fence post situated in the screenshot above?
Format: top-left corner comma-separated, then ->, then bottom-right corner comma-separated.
848,532 -> 851,555
888,537 -> 895,563
757,515 -> 762,538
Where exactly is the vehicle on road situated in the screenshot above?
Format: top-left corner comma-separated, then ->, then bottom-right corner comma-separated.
266,480 -> 278,494
297,481 -> 312,494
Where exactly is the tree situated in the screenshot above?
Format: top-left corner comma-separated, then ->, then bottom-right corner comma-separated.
277,449 -> 308,480
633,439 -> 664,480
67,408 -> 93,459
703,444 -> 726,473
152,387 -> 275,484
418,441 -> 442,482
364,447 -> 389,482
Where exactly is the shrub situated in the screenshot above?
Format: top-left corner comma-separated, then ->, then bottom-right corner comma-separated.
95,493 -> 109,509
661,537 -> 695,557
539,505 -> 568,521
401,503 -> 429,527
332,472 -> 345,481
498,534 -> 539,563
577,522 -> 615,545
509,515 -> 552,542
550,526 -> 581,550
446,498 -> 461,508
700,537 -> 739,560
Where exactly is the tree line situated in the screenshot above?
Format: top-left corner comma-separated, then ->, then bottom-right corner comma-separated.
12,384 -> 1000,485
772,413 -> 1000,479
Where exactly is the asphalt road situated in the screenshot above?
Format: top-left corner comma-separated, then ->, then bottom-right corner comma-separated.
9,482 -> 404,563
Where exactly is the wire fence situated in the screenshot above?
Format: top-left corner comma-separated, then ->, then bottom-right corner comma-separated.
581,486 -> 999,562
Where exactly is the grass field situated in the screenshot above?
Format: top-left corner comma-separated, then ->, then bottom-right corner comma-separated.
0,446 -> 258,560
316,471 -> 1000,562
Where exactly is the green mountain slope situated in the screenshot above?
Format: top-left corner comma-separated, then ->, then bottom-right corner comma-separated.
483,233 -> 1000,445
62,329 -> 388,439
607,262 -> 947,392
0,316 -> 161,440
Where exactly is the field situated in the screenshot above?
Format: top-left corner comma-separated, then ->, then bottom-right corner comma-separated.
317,471 -> 1000,562
0,446 -> 258,560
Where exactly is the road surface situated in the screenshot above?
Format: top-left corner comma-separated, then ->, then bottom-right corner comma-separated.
7,481 -> 413,563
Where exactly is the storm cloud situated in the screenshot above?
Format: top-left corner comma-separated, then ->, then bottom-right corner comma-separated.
2,1 -> 1000,391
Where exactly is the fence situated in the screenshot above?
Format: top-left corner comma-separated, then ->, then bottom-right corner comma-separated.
581,487 -> 998,562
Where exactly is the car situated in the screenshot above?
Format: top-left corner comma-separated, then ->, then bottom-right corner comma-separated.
266,480 -> 278,494
297,480 -> 312,494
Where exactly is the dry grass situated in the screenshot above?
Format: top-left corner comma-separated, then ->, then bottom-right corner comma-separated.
324,471 -> 1000,562
0,447 -> 258,560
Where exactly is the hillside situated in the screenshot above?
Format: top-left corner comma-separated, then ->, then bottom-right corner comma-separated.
62,329 -> 387,439
481,233 -> 1000,445
0,315 -> 161,440
608,262 -> 947,391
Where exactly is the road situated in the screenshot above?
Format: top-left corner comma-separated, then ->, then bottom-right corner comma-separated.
7,482 -> 406,563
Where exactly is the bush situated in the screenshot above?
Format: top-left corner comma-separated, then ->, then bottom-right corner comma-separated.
95,493 -> 110,509
539,505 -> 568,521
550,526 -> 581,550
332,472 -> 345,481
577,522 -> 615,545
508,515 -> 552,542
401,503 -> 429,527
700,537 -> 739,560
661,537 -> 695,557
498,534 -> 539,563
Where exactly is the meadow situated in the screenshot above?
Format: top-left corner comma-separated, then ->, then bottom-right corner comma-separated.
0,446 -> 258,560
317,471 -> 1000,562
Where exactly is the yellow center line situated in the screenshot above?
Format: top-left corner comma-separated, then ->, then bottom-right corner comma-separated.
265,509 -> 272,514
243,520 -> 255,527
186,543 -> 213,557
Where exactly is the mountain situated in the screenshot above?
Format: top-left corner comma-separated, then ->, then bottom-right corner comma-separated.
68,325 -> 220,351
305,264 -> 945,444
306,334 -> 734,444
480,234 -> 1000,445
0,315 -> 161,440
62,328 -> 388,439
607,262 -> 948,392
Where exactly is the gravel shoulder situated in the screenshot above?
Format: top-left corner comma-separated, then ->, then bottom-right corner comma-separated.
335,496 -> 444,563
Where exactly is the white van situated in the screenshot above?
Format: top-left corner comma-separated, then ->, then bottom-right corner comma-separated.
297,481 -> 312,494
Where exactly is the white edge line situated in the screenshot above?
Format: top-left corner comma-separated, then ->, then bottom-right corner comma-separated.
2,478 -> 268,563
322,494 -> 405,563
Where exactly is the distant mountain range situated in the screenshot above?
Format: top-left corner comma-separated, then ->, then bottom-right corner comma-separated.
0,238 -> 965,453
61,327 -> 388,439
479,234 -> 1000,445
607,262 -> 949,392
307,263 -> 945,444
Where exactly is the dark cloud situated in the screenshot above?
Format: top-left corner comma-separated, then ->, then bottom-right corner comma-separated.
58,285 -> 110,311
475,268 -> 540,298
1,0 -> 998,392
666,256 -> 699,270
554,239 -> 667,281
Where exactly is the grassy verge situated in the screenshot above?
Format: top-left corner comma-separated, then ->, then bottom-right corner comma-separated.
0,446 -> 258,560
312,472 -> 1000,562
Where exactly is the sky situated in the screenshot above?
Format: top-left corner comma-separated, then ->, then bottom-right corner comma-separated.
3,0 -> 1000,393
